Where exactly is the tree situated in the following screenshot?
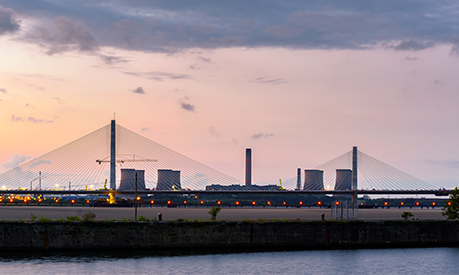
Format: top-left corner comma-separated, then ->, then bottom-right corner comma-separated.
442,187 -> 459,219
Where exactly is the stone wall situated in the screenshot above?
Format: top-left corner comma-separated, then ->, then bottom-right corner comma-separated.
1,221 -> 458,251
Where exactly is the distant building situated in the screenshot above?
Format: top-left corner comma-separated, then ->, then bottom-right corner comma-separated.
156,169 -> 181,190
303,170 -> 324,190
119,169 -> 145,191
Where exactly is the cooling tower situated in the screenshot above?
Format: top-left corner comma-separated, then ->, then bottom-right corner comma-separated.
335,169 -> 352,191
156,169 -> 181,190
303,170 -> 324,190
119,169 -> 146,191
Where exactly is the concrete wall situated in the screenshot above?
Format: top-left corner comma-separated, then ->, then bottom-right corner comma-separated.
1,221 -> 459,251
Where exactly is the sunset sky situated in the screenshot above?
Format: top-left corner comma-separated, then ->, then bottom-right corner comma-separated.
0,1 -> 458,188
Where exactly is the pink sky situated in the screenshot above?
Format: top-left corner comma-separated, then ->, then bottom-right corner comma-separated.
0,2 -> 458,189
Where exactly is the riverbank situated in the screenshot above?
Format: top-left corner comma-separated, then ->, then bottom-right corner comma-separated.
1,220 -> 458,251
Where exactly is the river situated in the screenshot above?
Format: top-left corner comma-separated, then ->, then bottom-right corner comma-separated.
0,247 -> 457,274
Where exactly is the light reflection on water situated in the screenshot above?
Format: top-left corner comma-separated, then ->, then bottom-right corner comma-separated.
1,247 -> 458,275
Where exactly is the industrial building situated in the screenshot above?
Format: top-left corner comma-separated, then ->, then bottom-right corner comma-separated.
156,169 -> 181,190
206,184 -> 280,191
303,169 -> 324,190
119,169 -> 146,191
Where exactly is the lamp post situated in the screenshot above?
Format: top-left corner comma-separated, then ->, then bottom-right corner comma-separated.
135,172 -> 138,221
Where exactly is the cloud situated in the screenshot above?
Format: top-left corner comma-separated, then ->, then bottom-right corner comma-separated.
99,54 -> 128,65
2,154 -> 31,169
28,159 -> 51,169
180,97 -> 196,112
181,102 -> 195,112
405,57 -> 418,61
0,88 -> 6,94
251,76 -> 287,85
5,1 -> 459,53
123,71 -> 190,81
23,16 -> 98,55
131,87 -> 146,94
387,39 -> 435,51
209,126 -> 222,138
231,138 -> 239,145
11,115 -> 53,123
141,127 -> 149,133
251,133 -> 274,140
0,5 -> 20,35
427,160 -> 459,169
11,115 -> 24,122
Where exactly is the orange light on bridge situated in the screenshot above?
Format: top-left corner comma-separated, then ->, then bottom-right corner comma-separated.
317,201 -> 322,205
183,200 -> 187,204
384,202 -> 388,206
217,201 -> 221,205
432,202 -> 436,206
201,200 -> 204,204
167,200 -> 171,205
283,201 -> 286,205
252,201 -> 256,205
299,201 -> 303,205
400,202 -> 404,206
267,201 -> 271,205
23,199 -> 27,203
416,202 -> 420,206
27,196 -> 31,200
71,199 -> 75,204
10,199 -> 14,203
235,201 -> 240,205
150,200 -> 154,204
194,195 -> 198,199
335,201 -> 340,205
0,198 -> 2,202
86,200 -> 90,204
38,198 -> 42,203
55,199 -> 59,203
448,202 -> 452,206
136,197 -> 141,201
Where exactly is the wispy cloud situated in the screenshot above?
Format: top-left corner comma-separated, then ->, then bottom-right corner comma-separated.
251,76 -> 287,85
427,160 -> 459,169
0,88 -> 6,93
123,71 -> 190,81
11,115 -> 54,123
251,133 -> 274,140
209,126 -> 222,138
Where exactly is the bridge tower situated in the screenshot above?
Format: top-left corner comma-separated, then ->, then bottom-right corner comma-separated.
110,120 -> 116,189
245,148 -> 252,186
352,146 -> 357,190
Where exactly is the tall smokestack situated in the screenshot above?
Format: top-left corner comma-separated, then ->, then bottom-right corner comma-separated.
352,146 -> 357,190
245,148 -> 252,186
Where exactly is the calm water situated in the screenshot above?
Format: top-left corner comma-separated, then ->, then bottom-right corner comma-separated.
1,247 -> 458,274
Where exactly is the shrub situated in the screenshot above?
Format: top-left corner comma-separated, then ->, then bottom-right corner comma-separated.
30,214 -> 37,221
138,215 -> 149,221
38,215 -> 52,222
208,206 -> 221,221
66,215 -> 82,222
443,187 -> 459,219
401,211 -> 414,221
82,211 -> 97,222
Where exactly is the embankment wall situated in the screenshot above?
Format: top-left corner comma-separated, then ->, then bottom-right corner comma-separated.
1,221 -> 458,251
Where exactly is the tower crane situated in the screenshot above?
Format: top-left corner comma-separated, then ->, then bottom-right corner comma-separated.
96,154 -> 157,165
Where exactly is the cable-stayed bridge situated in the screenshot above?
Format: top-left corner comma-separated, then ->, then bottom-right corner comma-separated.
0,120 -> 448,196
